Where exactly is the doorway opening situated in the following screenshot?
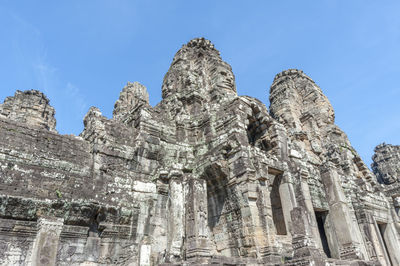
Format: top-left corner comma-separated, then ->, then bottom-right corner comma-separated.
315,210 -> 331,258
377,222 -> 393,266
270,174 -> 287,235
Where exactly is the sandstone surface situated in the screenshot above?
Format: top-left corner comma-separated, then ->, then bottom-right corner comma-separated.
0,38 -> 399,266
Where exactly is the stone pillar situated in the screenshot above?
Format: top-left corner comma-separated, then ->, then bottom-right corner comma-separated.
139,236 -> 152,266
289,206 -> 326,265
379,221 -> 400,265
166,178 -> 185,260
279,171 -> 296,236
320,164 -> 367,260
241,179 -> 274,260
298,169 -> 324,250
30,217 -> 63,266
185,178 -> 211,261
84,236 -> 101,262
393,196 -> 400,216
369,219 -> 392,266
254,177 -> 281,263
357,211 -> 388,265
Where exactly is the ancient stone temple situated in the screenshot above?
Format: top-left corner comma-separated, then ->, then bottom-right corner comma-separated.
0,38 -> 399,265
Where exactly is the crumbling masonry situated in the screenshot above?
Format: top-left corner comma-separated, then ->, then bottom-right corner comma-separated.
0,38 -> 399,265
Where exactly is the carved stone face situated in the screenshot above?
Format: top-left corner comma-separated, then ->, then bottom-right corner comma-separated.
162,40 -> 237,102
162,72 -> 177,99
214,64 -> 235,92
394,196 -> 400,207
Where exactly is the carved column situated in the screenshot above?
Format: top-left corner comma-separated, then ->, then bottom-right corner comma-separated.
289,206 -> 326,265
394,196 -> 400,216
84,236 -> 101,262
254,176 -> 281,263
30,217 -> 63,266
279,171 -> 296,236
166,178 -> 185,260
380,221 -> 400,265
139,236 -> 152,266
241,177 -> 277,260
298,169 -> 324,250
185,178 -> 211,261
287,169 -> 327,264
356,211 -> 388,264
320,163 -> 367,260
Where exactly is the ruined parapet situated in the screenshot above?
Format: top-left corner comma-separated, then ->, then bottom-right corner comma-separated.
0,90 -> 56,132
372,143 -> 400,184
113,82 -> 149,121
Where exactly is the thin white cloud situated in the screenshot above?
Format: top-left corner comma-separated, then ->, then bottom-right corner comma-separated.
66,82 -> 88,113
33,62 -> 57,95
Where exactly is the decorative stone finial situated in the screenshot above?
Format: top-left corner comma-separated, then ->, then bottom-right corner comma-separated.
272,69 -> 316,88
186,37 -> 216,51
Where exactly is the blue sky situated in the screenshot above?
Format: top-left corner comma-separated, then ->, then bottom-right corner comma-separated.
0,1 -> 399,166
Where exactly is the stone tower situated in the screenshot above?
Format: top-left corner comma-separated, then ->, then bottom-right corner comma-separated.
0,38 -> 399,265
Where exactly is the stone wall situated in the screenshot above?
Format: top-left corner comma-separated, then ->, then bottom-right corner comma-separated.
0,38 -> 399,265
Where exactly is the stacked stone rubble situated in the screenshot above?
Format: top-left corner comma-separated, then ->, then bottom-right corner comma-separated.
0,38 -> 399,265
